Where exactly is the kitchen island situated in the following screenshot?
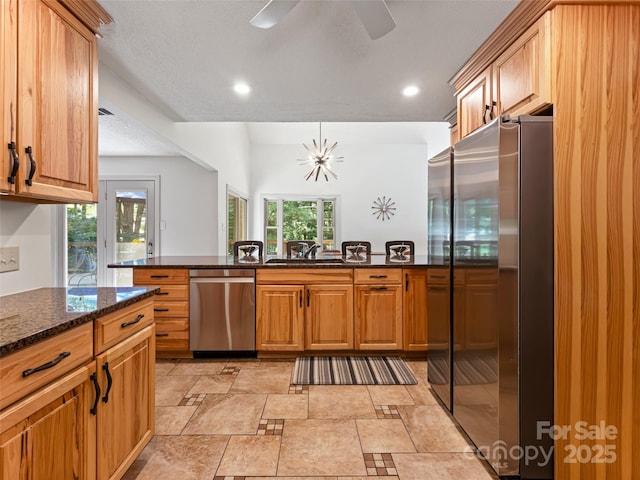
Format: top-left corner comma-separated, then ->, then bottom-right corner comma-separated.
0,286 -> 157,480
110,255 -> 432,358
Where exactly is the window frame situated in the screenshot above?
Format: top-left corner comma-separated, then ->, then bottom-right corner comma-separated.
262,195 -> 339,256
227,186 -> 249,255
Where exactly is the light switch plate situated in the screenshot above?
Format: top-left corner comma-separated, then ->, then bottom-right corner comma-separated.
0,246 -> 20,273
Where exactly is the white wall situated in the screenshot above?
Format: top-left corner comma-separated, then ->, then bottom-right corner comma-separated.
250,134 -> 449,254
99,156 -> 219,256
0,202 -> 55,295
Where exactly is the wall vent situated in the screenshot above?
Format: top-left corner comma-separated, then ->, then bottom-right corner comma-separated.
98,107 -> 114,116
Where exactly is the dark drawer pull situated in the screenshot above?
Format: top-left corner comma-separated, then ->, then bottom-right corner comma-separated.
90,372 -> 101,415
430,274 -> 446,279
102,362 -> 113,403
156,333 -> 169,337
429,286 -> 448,291
155,291 -> 170,296
121,313 -> 144,328
150,275 -> 169,278
22,351 -> 70,377
371,286 -> 388,291
369,275 -> 387,279
154,308 -> 170,312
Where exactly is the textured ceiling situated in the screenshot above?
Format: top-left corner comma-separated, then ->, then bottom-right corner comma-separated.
97,0 -> 519,123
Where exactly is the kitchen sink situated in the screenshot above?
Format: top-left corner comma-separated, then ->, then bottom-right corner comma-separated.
265,257 -> 345,265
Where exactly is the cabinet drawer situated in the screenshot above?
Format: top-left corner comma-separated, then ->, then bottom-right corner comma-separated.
94,299 -> 155,354
427,269 -> 449,284
155,318 -> 189,351
153,301 -> 189,318
0,323 -> 93,411
134,268 -> 188,285
354,268 -> 402,284
257,268 -> 353,284
151,285 -> 189,301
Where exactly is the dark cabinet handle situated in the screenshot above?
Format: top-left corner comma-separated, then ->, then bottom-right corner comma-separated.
90,372 -> 101,415
369,275 -> 387,279
102,362 -> 113,403
156,333 -> 169,337
150,275 -> 169,279
371,286 -> 388,291
24,146 -> 36,186
7,142 -> 19,184
121,313 -> 144,328
489,101 -> 497,120
154,291 -> 169,296
482,104 -> 490,124
299,290 -> 302,308
154,308 -> 169,312
405,273 -> 409,291
22,351 -> 70,377
306,289 -> 310,307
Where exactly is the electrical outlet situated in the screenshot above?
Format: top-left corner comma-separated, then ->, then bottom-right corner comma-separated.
0,246 -> 19,273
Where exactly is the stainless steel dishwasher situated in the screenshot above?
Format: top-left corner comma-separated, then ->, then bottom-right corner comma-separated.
189,269 -> 255,355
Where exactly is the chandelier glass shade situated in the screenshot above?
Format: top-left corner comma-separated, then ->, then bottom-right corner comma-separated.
298,122 -> 343,181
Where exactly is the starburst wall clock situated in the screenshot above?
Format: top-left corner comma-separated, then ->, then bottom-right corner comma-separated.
371,196 -> 396,221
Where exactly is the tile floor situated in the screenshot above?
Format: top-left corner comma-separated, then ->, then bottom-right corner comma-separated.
123,358 -> 498,480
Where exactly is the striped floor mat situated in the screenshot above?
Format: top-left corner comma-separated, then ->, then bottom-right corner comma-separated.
292,356 -> 418,385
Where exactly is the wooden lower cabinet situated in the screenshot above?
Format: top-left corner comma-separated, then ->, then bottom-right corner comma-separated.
305,285 -> 353,350
133,268 -> 190,356
354,285 -> 402,350
95,325 -> 155,480
256,285 -> 304,351
403,269 -> 428,351
0,363 -> 96,480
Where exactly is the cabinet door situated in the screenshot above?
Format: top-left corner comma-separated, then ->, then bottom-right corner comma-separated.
493,12 -> 551,117
457,66 -> 493,139
404,270 -> 428,351
0,364 -> 95,480
16,0 -> 97,202
355,285 -> 403,350
305,284 -> 353,350
96,326 -> 155,480
256,285 -> 304,351
1,0 -> 17,193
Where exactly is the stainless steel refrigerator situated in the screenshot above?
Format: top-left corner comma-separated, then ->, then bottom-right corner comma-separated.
429,116 -> 554,479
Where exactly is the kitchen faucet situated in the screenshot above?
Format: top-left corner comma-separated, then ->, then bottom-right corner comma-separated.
299,243 -> 321,259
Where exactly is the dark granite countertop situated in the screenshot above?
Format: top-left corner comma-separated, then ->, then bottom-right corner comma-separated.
0,286 -> 158,357
109,255 -> 434,269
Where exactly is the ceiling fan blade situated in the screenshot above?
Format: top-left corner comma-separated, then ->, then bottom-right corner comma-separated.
250,0 -> 300,29
350,0 -> 396,40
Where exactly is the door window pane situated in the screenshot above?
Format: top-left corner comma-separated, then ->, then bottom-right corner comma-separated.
114,190 -> 148,286
227,192 -> 248,254
265,200 -> 278,255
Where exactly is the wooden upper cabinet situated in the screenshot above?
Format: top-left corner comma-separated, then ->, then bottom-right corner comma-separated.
492,12 -> 551,118
456,66 -> 493,140
2,0 -> 98,202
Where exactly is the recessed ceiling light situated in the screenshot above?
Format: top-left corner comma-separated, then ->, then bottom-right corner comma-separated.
402,85 -> 420,97
234,82 -> 251,95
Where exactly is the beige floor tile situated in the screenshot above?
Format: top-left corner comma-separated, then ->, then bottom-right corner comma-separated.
340,477 -> 399,480
168,359 -> 227,376
309,385 -> 377,419
155,361 -> 177,376
154,406 -> 197,435
367,385 -> 415,406
226,359 -> 295,369
405,360 -> 428,376
228,365 -> 293,394
182,393 -> 266,435
263,393 -> 308,419
246,478 -> 338,480
188,374 -> 235,394
155,375 -> 199,406
122,435 -> 229,480
406,383 -> 441,405
393,452 -> 496,479
356,419 -> 417,453
277,419 -> 367,476
398,405 -> 473,453
217,435 -> 281,477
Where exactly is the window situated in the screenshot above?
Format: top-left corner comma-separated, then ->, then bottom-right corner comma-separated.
264,197 -> 337,255
227,189 -> 248,255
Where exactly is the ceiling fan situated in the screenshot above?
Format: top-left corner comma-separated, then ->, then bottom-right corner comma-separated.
250,0 -> 396,40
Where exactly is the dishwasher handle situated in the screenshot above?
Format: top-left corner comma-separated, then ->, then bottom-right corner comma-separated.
189,277 -> 255,284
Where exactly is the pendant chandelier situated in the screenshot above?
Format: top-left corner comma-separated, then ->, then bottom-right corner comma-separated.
298,122 -> 344,181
